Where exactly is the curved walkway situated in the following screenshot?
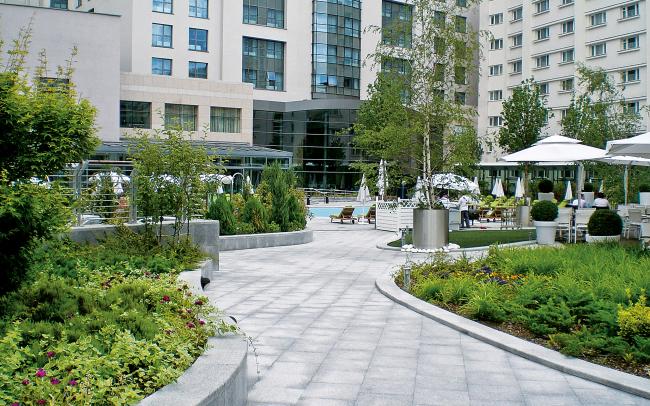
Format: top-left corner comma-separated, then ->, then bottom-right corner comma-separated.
205,219 -> 650,406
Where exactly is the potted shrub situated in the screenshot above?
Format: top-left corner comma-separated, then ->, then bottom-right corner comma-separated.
639,184 -> 650,206
583,182 -> 595,208
531,200 -> 558,245
586,209 -> 623,243
537,179 -> 554,202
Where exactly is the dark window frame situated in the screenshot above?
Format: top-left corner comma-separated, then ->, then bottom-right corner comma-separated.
120,100 -> 152,129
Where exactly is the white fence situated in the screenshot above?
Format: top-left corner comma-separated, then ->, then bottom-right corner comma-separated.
376,199 -> 417,233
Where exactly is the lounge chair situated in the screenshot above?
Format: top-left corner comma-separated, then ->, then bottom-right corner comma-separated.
330,206 -> 356,223
358,205 -> 376,224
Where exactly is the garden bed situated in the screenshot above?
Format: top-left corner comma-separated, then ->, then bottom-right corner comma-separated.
395,244 -> 650,378
389,229 -> 536,248
0,228 -> 230,405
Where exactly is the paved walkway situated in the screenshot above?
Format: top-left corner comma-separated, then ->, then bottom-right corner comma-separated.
205,219 -> 650,406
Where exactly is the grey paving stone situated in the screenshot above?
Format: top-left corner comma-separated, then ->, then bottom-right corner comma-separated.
312,369 -> 366,385
360,378 -> 416,396
355,393 -> 414,406
301,382 -> 361,400
297,398 -> 353,406
523,394 -> 582,406
467,384 -> 525,402
414,388 -> 471,405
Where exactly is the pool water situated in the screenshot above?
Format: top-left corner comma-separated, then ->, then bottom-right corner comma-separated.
309,207 -> 365,217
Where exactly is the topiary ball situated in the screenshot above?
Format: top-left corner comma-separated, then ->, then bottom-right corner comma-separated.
587,209 -> 623,236
531,200 -> 558,222
537,179 -> 554,193
639,184 -> 650,193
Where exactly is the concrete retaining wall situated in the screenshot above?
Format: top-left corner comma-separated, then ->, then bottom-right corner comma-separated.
219,229 -> 313,251
69,220 -> 220,282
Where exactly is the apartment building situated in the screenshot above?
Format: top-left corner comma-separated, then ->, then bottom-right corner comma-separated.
478,0 -> 650,164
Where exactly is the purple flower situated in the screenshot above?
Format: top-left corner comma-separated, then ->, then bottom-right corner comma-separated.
21,379 -> 29,385
68,379 -> 78,386
194,299 -> 204,306
186,322 -> 195,329
162,295 -> 170,302
50,378 -> 60,385
198,320 -> 206,326
37,400 -> 46,405
35,368 -> 46,378
11,402 -> 19,406
46,351 -> 56,358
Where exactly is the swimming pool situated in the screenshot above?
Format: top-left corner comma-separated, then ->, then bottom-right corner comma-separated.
309,206 -> 365,217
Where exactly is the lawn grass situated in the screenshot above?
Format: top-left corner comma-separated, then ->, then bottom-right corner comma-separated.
388,228 -> 536,248
396,244 -> 650,377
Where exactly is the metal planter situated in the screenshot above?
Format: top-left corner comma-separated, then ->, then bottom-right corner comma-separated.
413,208 -> 449,249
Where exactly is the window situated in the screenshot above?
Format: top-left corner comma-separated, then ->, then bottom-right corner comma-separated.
560,78 -> 574,91
189,0 -> 208,18
343,48 -> 360,66
538,82 -> 549,95
188,61 -> 207,78
455,92 -> 466,105
561,0 -> 573,5
561,48 -> 574,63
490,13 -> 503,25
590,12 -> 606,27
621,68 -> 640,83
243,0 -> 284,28
489,90 -> 503,101
189,28 -> 208,51
382,1 -> 413,47
489,64 -> 503,76
561,20 -> 574,34
50,0 -> 68,9
490,38 -> 503,50
536,54 -> 550,68
165,104 -> 197,131
243,37 -> 285,91
622,3 -> 639,19
455,16 -> 466,33
625,101 -> 640,115
454,66 -> 466,85
622,36 -> 639,51
535,27 -> 550,41
511,7 -> 523,21
210,107 -> 240,133
456,0 -> 467,7
590,42 -> 607,57
152,57 -> 172,75
512,34 -> 522,48
511,60 -> 522,74
152,24 -> 173,48
489,116 -> 503,127
120,101 -> 151,129
153,0 -> 172,13
535,0 -> 549,14
382,2 -> 391,17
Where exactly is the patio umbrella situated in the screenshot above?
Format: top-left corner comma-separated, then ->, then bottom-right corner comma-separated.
491,178 -> 504,197
596,155 -> 650,205
377,159 -> 387,200
89,172 -> 130,195
357,174 -> 370,217
599,181 -> 604,193
564,180 -> 573,201
245,175 -> 254,194
606,132 -> 650,158
501,135 -> 606,163
431,173 -> 480,194
514,177 -> 524,198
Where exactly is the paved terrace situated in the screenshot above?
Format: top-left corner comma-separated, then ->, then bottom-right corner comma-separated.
206,218 -> 650,406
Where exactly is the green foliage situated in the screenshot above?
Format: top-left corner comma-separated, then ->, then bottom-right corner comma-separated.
257,163 -> 306,232
618,291 -> 650,340
241,196 -> 268,233
206,195 -> 237,235
0,26 -> 99,182
0,183 -> 72,296
639,184 -> 650,193
497,78 -> 549,154
531,200 -> 558,221
537,179 -> 554,193
583,182 -> 594,192
403,244 -> 650,371
587,209 -> 623,236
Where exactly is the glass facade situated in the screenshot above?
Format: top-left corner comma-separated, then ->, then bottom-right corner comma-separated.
382,0 -> 412,48
254,108 -> 367,189
120,101 -> 152,129
312,0 -> 361,98
243,0 -> 285,28
242,37 -> 285,91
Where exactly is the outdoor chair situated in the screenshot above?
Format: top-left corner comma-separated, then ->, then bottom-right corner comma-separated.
556,208 -> 573,242
625,208 -> 643,239
358,205 -> 376,224
330,206 -> 356,224
574,208 -> 596,241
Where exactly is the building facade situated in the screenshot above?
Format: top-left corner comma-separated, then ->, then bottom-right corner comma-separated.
478,0 -> 650,163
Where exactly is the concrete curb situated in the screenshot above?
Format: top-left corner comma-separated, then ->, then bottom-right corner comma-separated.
138,263 -> 248,406
219,229 -> 313,251
376,239 -> 537,252
375,271 -> 650,400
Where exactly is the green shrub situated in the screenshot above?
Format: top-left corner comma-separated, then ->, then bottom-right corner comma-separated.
241,196 -> 268,233
530,200 -> 558,221
583,182 -> 594,192
537,179 -> 554,193
526,298 -> 575,336
461,283 -> 507,322
618,291 -> 650,340
587,209 -> 623,236
258,163 -> 307,232
639,184 -> 650,193
206,195 -> 237,235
